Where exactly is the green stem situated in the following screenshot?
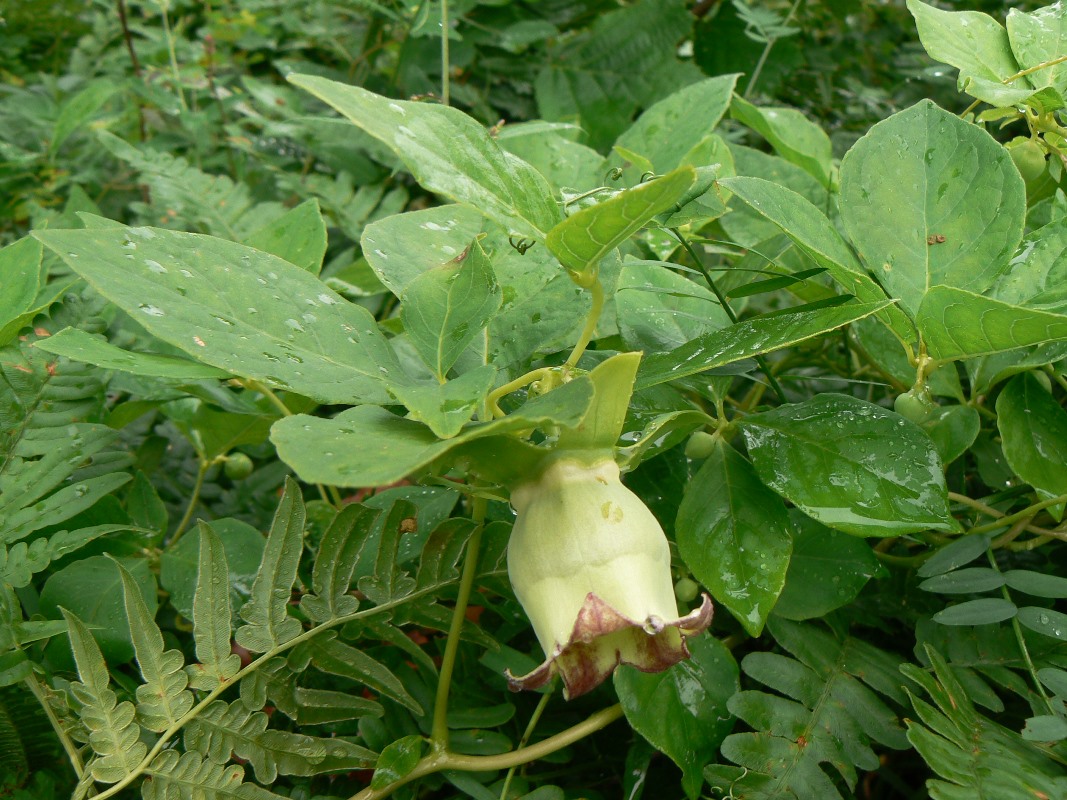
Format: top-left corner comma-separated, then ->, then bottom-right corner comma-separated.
987,550 -> 1057,714
564,279 -> 605,370
170,458 -> 209,545
671,229 -> 786,403
351,704 -> 624,800
25,670 -> 84,780
486,367 -> 553,417
969,494 -> 1067,536
440,0 -> 450,106
1004,53 -> 1067,85
430,497 -> 486,748
158,0 -> 187,111
499,687 -> 554,800
743,0 -> 803,98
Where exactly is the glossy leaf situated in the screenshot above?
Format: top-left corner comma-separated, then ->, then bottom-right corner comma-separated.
288,75 -> 561,240
637,301 -> 892,389
35,226 -> 405,405
741,394 -> 954,536
839,100 -> 1025,317
996,373 -> 1067,502
773,514 -> 882,621
676,441 -> 792,636
1017,607 -> 1067,641
919,568 -> 1006,595
546,167 -> 695,284
916,532 -> 994,578
400,238 -> 502,378
616,636 -> 739,799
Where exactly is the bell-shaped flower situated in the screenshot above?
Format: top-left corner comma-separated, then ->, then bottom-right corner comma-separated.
506,455 -> 712,699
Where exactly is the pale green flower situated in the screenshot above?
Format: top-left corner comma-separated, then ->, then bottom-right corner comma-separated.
506,456 -> 713,699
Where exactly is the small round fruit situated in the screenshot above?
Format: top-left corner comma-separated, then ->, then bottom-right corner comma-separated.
684,430 -> 717,460
674,577 -> 700,603
894,387 -> 938,423
1009,139 -> 1047,183
224,452 -> 254,479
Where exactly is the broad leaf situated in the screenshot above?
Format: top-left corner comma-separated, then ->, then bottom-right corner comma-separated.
720,176 -> 913,341
917,286 -> 1067,361
0,238 -> 42,346
907,0 -> 1034,106
676,441 -> 792,636
400,238 -> 502,379
839,100 -> 1025,316
741,394 -> 955,536
557,352 -> 642,451
35,226 -> 405,405
243,198 -> 328,274
996,373 -> 1067,503
288,75 -> 561,240
1007,5 -> 1067,99
271,376 -> 594,487
637,301 -> 892,389
616,636 -> 739,799
731,96 -> 833,188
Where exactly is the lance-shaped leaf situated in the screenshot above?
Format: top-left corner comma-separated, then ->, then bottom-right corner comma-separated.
637,301 -> 893,389
401,238 -> 502,379
34,327 -> 232,381
235,478 -> 305,653
556,352 -> 641,451
288,74 -> 561,240
301,504 -> 381,623
720,176 -> 914,342
356,501 -> 418,605
34,226 -> 404,405
839,100 -> 1025,317
189,523 -> 242,690
116,561 -> 194,731
271,375 -> 595,487
917,286 -> 1067,361
309,634 -> 421,713
547,167 -> 695,284
741,394 -> 955,537
61,608 -> 147,783
0,237 -> 42,346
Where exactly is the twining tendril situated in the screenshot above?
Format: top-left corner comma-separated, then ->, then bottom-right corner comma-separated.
509,235 -> 536,255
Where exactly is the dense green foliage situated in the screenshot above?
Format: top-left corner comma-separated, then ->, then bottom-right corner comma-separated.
4,1 -> 1067,799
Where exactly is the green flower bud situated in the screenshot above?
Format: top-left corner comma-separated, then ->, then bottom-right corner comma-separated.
506,456 -> 712,699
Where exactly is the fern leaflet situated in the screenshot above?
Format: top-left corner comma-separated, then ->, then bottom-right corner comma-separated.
61,609 -> 147,784
705,618 -> 909,800
903,646 -> 1067,800
141,750 -> 286,800
188,523 -> 241,691
116,561 -> 194,731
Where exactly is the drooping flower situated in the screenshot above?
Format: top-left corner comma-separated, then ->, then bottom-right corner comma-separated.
506,455 -> 713,699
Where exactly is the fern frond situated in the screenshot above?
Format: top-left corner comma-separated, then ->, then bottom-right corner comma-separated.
115,562 -> 194,732
96,132 -> 282,241
356,500 -> 417,605
903,647 -> 1067,800
705,618 -> 909,800
60,609 -> 147,784
183,699 -> 374,783
187,523 -> 242,691
141,750 -> 286,800
234,478 -> 304,654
